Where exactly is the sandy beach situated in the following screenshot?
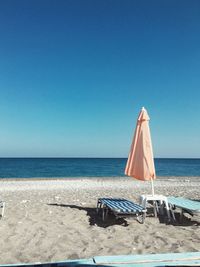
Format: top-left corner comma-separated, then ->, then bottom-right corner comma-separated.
0,177 -> 199,265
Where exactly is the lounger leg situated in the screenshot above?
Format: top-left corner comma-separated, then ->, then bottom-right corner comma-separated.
102,207 -> 105,221
180,209 -> 183,222
96,200 -> 101,213
102,205 -> 109,221
0,202 -> 5,218
169,204 -> 176,222
153,201 -> 158,217
158,200 -> 163,215
165,201 -> 171,222
136,212 -> 146,224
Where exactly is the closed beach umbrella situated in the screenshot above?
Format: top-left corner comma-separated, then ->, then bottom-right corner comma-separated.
125,107 -> 156,195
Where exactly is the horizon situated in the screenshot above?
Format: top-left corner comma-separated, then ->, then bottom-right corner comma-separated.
0,157 -> 200,159
0,1 -> 200,158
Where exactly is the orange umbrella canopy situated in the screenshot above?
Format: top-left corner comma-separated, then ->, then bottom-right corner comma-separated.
125,107 -> 156,181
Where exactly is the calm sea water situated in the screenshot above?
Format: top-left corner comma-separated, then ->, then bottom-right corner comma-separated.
0,158 -> 199,179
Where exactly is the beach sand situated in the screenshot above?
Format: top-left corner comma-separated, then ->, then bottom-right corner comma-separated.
0,177 -> 199,264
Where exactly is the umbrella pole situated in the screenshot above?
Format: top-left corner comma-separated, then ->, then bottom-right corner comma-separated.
151,178 -> 155,196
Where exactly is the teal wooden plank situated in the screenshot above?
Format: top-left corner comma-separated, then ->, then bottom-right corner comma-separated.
94,252 -> 200,267
2,253 -> 200,267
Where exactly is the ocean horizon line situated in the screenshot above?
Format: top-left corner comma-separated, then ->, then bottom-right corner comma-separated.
0,157 -> 200,159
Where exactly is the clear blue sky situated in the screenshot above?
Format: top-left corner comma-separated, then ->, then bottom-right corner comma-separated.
0,0 -> 200,158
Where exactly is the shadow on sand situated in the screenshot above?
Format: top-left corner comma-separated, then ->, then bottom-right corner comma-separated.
48,203 -> 200,227
48,203 -> 129,228
157,211 -> 200,226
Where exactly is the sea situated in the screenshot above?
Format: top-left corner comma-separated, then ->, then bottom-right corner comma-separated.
0,158 -> 199,179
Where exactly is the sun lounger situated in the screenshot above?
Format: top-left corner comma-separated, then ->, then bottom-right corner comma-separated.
168,196 -> 200,222
97,198 -> 146,224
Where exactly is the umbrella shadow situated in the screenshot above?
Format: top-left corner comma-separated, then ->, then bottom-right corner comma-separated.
47,203 -> 129,228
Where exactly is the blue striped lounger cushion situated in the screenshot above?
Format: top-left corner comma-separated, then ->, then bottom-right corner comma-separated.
98,198 -> 145,214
